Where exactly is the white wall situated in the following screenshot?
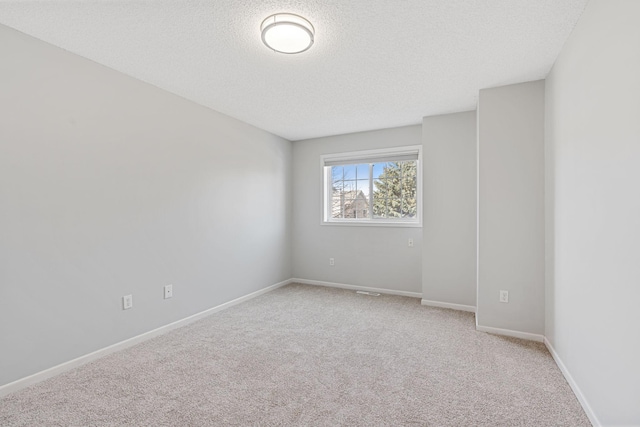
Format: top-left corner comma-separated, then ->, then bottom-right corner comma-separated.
292,126 -> 422,293
0,25 -> 292,387
422,111 -> 477,308
477,80 -> 545,335
545,0 -> 640,424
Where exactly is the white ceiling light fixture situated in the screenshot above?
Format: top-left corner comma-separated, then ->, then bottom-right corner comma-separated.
260,13 -> 314,54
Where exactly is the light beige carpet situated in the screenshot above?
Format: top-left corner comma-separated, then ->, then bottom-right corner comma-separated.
0,283 -> 590,426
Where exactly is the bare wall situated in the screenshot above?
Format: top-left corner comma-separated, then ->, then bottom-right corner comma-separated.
0,25 -> 292,387
477,80 -> 545,335
545,0 -> 640,424
292,126 -> 422,293
422,111 -> 477,307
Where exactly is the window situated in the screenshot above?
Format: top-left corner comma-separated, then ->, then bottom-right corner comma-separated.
321,146 -> 422,226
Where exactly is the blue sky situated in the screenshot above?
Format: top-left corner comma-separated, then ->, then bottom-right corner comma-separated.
331,162 -> 391,197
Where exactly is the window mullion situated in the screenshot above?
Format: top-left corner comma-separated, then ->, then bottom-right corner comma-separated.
400,163 -> 404,218
369,163 -> 373,219
325,167 -> 329,221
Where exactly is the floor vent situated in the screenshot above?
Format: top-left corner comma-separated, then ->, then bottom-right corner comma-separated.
356,291 -> 381,297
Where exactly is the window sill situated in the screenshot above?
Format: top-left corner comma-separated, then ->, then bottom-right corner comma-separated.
321,220 -> 422,228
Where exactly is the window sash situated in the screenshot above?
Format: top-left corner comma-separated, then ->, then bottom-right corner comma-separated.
322,146 -> 422,226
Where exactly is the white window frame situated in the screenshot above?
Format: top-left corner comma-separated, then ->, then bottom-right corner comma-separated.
321,145 -> 422,227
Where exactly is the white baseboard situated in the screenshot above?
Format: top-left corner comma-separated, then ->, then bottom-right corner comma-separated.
475,324 -> 544,342
0,276 -> 596,427
292,278 -> 422,299
544,338 -> 600,427
421,299 -> 476,313
0,278 -> 292,398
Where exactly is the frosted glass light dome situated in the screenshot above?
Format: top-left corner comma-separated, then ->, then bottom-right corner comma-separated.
261,13 -> 314,54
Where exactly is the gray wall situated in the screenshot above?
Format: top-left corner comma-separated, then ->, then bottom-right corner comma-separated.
292,126 -> 422,293
545,0 -> 640,424
477,81 -> 545,335
422,111 -> 477,307
0,25 -> 292,387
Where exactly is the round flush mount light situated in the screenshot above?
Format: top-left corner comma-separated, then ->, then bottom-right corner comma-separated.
261,13 -> 315,54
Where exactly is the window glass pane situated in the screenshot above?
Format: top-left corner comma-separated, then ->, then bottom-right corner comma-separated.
355,180 -> 370,218
342,193 -> 358,218
388,198 -> 402,218
402,198 -> 417,218
331,166 -> 344,209
373,198 -> 387,218
399,161 -> 417,200
355,163 -> 369,179
372,163 -> 389,198
373,162 -> 399,215
351,194 -> 368,218
342,164 -> 356,180
372,176 -> 386,198
372,162 -> 386,180
331,196 -> 343,219
342,179 -> 356,193
332,178 -> 344,193
356,179 -> 369,196
331,166 -> 344,182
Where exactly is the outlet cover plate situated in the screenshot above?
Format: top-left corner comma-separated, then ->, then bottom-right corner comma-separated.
499,290 -> 509,303
123,295 -> 133,310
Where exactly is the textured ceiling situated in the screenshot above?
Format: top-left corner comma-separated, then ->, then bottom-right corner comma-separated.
0,0 -> 588,141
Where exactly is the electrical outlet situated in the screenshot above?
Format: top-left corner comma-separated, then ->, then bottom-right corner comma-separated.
164,284 -> 173,299
499,290 -> 509,303
123,295 -> 133,310
329,258 -> 335,266
408,238 -> 414,247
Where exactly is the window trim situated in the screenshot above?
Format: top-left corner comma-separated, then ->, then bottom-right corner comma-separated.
320,145 -> 422,228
